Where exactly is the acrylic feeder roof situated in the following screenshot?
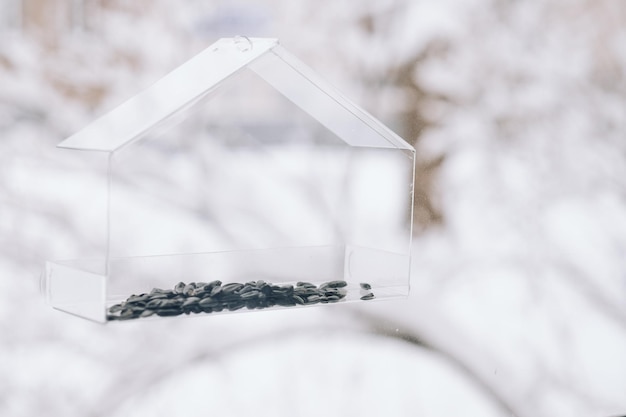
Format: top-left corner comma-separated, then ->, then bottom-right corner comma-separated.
57,37 -> 413,153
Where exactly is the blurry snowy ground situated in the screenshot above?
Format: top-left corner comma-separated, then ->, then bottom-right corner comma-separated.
1,1 -> 626,416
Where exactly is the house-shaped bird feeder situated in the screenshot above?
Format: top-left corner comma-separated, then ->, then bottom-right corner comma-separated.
42,37 -> 415,323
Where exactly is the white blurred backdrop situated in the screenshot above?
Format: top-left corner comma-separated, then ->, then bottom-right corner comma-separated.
1,1 -> 625,416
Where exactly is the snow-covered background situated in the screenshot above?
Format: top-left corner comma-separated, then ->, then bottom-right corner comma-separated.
1,0 -> 625,416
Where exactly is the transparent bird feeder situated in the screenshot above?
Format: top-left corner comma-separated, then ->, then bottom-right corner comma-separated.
42,37 -> 415,322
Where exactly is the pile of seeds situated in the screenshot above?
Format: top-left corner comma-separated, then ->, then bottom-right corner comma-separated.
107,279 -> 376,321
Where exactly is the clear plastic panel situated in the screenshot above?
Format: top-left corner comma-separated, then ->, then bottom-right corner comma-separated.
250,47 -> 413,150
58,38 -> 279,152
43,37 -> 415,323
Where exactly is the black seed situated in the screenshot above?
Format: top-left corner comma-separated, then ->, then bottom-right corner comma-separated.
270,285 -> 293,297
151,288 -> 175,298
360,293 -> 375,300
146,299 -> 164,309
259,284 -> 272,296
227,301 -> 245,311
193,287 -> 208,297
182,297 -> 201,307
156,308 -> 183,317
108,304 -> 123,313
198,297 -> 217,308
160,299 -> 183,308
305,295 -> 321,304
127,294 -> 150,304
174,282 -> 186,294
239,285 -> 256,295
222,283 -> 244,294
119,308 -> 139,320
206,280 -> 222,289
183,283 -> 196,295
148,293 -> 169,300
220,294 -> 240,304
240,290 -> 260,300
322,280 -> 347,289
360,283 -> 372,290
275,298 -> 296,307
140,309 -> 155,318
295,287 -> 320,297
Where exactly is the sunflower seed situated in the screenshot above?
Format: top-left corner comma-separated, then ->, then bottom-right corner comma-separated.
108,304 -> 123,313
127,294 -> 150,304
183,283 -> 196,295
360,293 -> 375,300
148,292 -> 169,300
146,299 -> 164,309
210,285 -> 222,297
305,295 -> 321,304
239,285 -> 256,295
160,299 -> 183,308
320,280 -> 348,288
156,308 -> 183,317
259,284 -> 272,296
240,290 -> 260,300
294,287 -> 319,296
207,280 -> 222,289
198,297 -> 217,308
174,282 -> 186,294
119,308 -> 139,320
182,297 -> 201,307
227,301 -> 245,311
222,283 -> 243,294
275,298 -> 296,307
360,283 -> 372,290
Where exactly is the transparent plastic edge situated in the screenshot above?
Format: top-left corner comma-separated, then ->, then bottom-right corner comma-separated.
261,45 -> 415,152
57,37 -> 279,152
45,261 -> 107,323
407,147 -> 416,296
